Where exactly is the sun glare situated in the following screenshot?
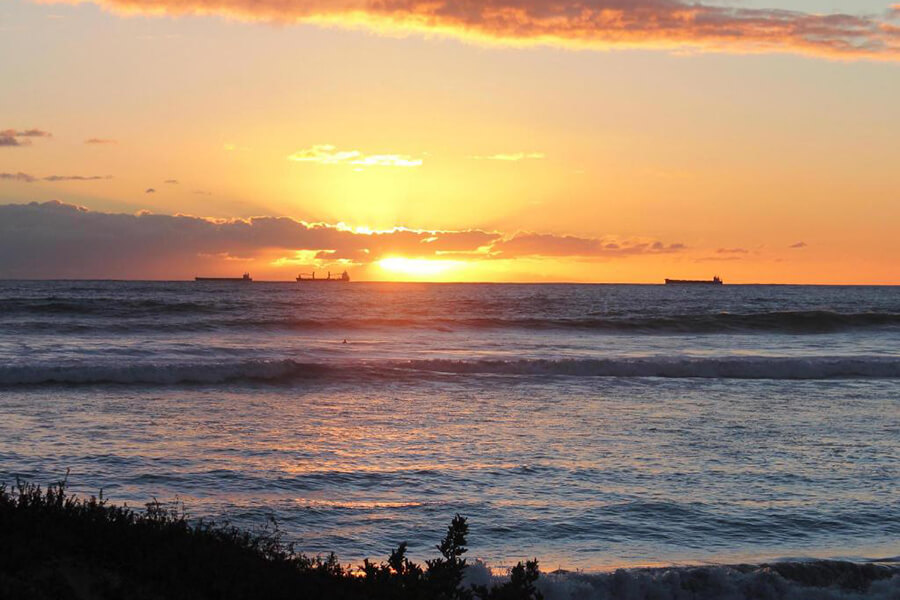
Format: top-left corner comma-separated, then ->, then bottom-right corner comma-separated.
378,257 -> 463,278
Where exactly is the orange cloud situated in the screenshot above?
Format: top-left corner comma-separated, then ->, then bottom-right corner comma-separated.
36,0 -> 900,59
470,152 -> 545,161
288,144 -> 423,168
491,232 -> 684,258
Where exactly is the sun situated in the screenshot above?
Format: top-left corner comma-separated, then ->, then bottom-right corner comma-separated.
378,257 -> 464,279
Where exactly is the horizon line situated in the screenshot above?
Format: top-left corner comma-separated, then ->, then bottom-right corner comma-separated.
0,278 -> 897,287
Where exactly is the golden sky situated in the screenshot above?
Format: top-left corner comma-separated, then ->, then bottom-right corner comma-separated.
1,0 -> 898,282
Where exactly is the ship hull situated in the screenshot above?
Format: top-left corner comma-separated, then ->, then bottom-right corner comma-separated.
665,279 -> 723,285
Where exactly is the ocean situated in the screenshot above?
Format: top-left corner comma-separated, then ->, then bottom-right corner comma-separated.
1,281 -> 898,595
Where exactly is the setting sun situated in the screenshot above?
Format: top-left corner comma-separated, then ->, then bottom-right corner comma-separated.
378,257 -> 465,278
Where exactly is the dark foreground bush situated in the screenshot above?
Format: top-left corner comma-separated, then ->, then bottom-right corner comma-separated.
0,478 -> 542,600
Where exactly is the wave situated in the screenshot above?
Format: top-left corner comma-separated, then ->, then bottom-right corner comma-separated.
3,310 -> 899,335
468,559 -> 900,600
1,356 -> 897,385
0,298 -> 225,315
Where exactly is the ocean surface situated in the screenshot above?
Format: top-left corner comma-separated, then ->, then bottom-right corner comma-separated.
1,281 -> 898,595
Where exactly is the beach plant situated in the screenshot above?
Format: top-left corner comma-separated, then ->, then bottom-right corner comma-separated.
0,478 -> 542,600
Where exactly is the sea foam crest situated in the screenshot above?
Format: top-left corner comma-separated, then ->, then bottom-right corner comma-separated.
466,560 -> 900,600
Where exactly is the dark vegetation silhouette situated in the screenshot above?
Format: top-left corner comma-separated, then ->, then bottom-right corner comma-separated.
0,477 -> 542,600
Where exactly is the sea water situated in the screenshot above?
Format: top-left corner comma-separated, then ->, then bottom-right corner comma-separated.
0,282 -> 897,594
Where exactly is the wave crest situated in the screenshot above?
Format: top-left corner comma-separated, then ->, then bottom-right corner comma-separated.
1,356 -> 897,386
504,560 -> 900,600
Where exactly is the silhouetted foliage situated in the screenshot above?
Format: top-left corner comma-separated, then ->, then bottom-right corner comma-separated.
0,478 -> 542,600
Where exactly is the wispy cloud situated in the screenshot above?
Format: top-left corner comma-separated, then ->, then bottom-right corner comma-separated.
37,1 -> 900,60
697,256 -> 743,262
85,138 -> 117,145
43,175 -> 111,182
288,144 -> 423,168
490,233 -> 685,258
145,188 -> 156,193
1,128 -> 52,147
717,248 -> 749,254
470,152 -> 545,162
0,172 -> 37,182
164,179 -> 179,184
2,128 -> 52,138
790,241 -> 809,249
0,171 -> 111,182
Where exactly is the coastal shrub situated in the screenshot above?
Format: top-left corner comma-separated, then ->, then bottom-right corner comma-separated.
0,477 -> 541,600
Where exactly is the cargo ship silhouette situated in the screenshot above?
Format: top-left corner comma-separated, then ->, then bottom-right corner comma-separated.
665,276 -> 723,285
195,273 -> 252,282
297,271 -> 350,282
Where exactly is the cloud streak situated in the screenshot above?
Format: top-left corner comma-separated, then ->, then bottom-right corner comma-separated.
0,201 -> 683,278
36,0 -> 900,60
1,128 -> 52,147
491,232 -> 684,258
470,152 -> 545,161
0,172 -> 111,182
288,144 -> 423,168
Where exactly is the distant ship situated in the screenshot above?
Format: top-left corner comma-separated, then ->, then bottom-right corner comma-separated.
297,270 -> 350,282
195,273 -> 252,282
665,276 -> 723,286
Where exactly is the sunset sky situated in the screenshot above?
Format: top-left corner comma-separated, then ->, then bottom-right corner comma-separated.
1,0 -> 898,283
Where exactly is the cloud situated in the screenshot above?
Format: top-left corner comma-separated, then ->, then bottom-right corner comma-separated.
790,241 -> 808,248
0,128 -> 52,147
0,171 -> 111,182
717,248 -> 749,254
0,172 -> 37,183
35,0 -> 900,60
43,175 -> 111,182
85,138 -> 117,144
164,179 -> 179,184
489,232 -> 685,258
2,128 -> 52,138
0,201 -> 683,278
145,188 -> 156,193
697,256 -> 742,262
288,144 -> 423,168
470,152 -> 545,161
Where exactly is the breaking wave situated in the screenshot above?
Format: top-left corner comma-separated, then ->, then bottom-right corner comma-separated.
1,356 -> 897,385
470,559 -> 900,600
3,308 -> 900,334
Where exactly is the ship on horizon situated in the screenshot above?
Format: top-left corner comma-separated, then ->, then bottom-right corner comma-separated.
297,270 -> 350,282
195,273 -> 252,282
665,276 -> 723,286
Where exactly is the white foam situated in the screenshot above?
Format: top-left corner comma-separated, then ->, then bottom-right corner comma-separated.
471,561 -> 900,600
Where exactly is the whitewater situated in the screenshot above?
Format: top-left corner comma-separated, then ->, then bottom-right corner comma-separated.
0,281 -> 897,598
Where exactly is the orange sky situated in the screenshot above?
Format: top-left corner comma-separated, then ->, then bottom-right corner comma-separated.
0,0 -> 898,283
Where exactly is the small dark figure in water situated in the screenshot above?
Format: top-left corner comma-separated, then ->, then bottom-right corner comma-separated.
342,339 -> 347,344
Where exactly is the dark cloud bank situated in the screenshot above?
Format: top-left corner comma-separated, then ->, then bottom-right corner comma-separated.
0,201 -> 683,279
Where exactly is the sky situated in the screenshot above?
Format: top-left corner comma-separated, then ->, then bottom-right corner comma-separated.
0,0 -> 898,283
